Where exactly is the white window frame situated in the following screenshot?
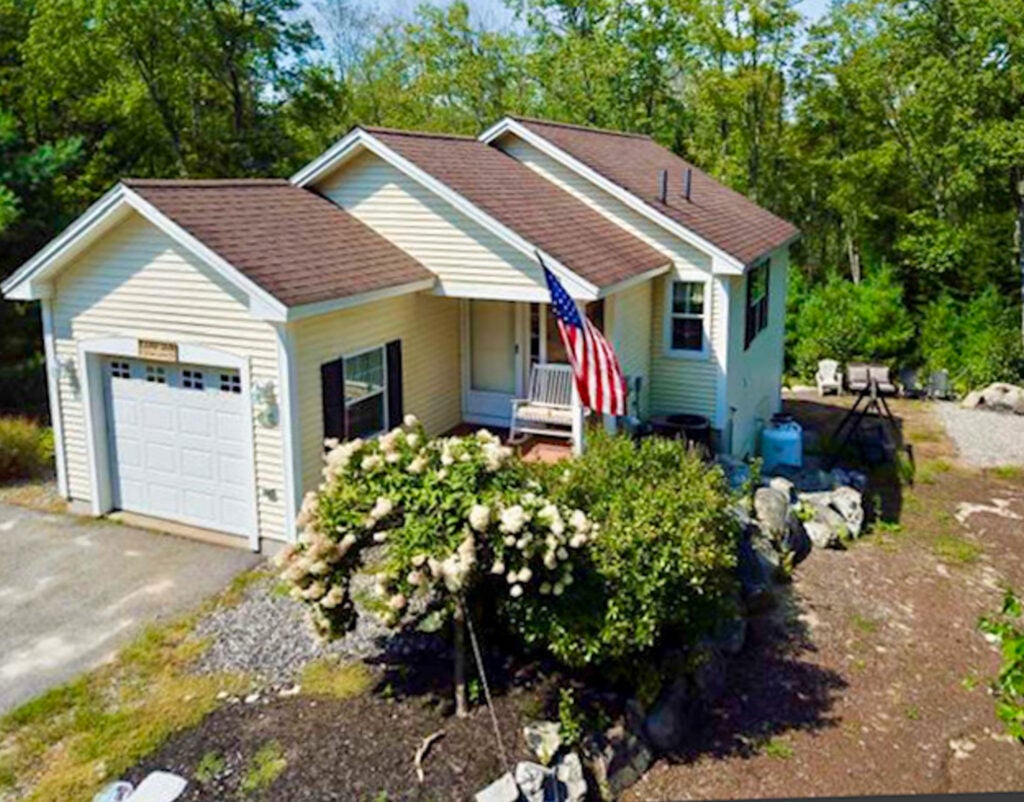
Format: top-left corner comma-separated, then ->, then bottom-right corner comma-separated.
343,344 -> 388,439
663,276 -> 711,359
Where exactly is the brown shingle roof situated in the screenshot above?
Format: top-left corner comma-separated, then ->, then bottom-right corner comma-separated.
124,179 -> 433,308
511,117 -> 799,266
363,127 -> 669,288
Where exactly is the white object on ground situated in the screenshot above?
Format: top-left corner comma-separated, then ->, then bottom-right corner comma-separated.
93,782 -> 134,802
126,772 -> 188,802
955,499 -> 1023,526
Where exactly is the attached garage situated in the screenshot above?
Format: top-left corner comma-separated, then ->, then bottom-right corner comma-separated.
1,177 -> 438,552
103,357 -> 256,537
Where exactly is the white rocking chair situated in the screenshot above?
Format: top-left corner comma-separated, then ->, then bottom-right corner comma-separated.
509,363 -> 575,444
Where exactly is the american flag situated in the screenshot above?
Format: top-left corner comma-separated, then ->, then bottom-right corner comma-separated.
541,256 -> 627,417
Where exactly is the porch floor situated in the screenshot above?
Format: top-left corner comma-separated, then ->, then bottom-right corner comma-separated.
444,423 -> 572,464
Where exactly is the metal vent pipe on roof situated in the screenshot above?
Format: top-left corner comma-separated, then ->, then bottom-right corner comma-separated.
684,168 -> 692,201
658,169 -> 668,203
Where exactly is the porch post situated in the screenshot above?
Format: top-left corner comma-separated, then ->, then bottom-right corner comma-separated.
571,380 -> 585,455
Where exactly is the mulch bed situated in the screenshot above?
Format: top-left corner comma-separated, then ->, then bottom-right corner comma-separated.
128,660 -> 547,802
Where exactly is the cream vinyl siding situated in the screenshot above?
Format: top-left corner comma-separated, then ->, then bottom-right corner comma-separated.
317,150 -> 545,296
51,213 -> 286,541
497,134 -> 727,425
606,279 -> 652,417
293,292 -> 462,494
650,274 -> 726,422
726,246 -> 790,457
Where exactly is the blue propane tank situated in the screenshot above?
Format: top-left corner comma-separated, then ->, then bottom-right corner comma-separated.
760,415 -> 803,471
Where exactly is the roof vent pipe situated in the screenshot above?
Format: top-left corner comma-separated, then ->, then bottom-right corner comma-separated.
684,168 -> 692,201
658,169 -> 668,203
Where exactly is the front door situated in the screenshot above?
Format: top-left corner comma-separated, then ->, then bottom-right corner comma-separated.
463,300 -> 527,426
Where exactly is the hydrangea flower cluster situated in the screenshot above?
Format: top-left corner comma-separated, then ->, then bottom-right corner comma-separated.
276,415 -> 553,637
483,490 -> 594,600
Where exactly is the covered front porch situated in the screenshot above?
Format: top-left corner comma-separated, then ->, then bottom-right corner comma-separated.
456,297 -> 612,453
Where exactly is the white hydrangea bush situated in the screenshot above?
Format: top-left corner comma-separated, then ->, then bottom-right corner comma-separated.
274,415 -> 592,640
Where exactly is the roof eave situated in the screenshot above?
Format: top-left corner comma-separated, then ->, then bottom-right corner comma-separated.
481,118 -> 749,275
284,277 -> 437,322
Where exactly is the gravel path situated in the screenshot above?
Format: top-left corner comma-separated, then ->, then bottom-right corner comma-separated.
935,403 -> 1024,467
190,576 -> 443,685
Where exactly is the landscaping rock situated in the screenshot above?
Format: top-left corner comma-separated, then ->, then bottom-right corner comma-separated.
585,725 -> 652,798
754,487 -> 789,539
962,390 -> 984,409
555,752 -> 587,802
643,679 -> 693,752
799,488 -> 864,547
784,513 -> 812,565
830,486 -> 864,537
514,762 -> 551,802
475,772 -> 520,802
523,721 -> 562,766
805,521 -> 839,549
768,475 -> 796,502
980,382 -> 1024,413
736,531 -> 775,610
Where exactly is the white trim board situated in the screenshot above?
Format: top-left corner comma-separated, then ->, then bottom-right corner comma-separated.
480,118 -> 749,276
290,127 -> 601,301
1,184 -> 290,322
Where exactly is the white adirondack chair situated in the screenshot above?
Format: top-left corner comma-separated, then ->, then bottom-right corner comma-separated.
816,359 -> 842,396
509,363 -> 576,444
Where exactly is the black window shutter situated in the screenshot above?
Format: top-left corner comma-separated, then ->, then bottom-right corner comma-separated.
761,260 -> 771,334
744,271 -> 754,349
321,358 -> 346,444
385,340 -> 403,428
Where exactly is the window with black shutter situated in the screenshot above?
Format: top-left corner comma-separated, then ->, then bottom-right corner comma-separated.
744,260 -> 770,349
323,341 -> 404,443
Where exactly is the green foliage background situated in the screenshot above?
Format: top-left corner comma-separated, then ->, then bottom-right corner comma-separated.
2,0 -> 1024,400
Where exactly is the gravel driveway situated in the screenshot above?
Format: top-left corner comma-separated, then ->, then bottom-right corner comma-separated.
0,502 -> 260,713
935,403 -> 1024,466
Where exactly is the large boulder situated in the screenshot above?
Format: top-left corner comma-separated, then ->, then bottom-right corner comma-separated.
736,528 -> 775,610
799,491 -> 856,548
973,382 -> 1024,414
805,520 -> 838,549
829,486 -> 864,538
643,679 -> 694,752
784,514 -> 813,565
754,487 -> 789,539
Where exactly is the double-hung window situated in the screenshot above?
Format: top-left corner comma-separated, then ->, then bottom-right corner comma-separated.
344,346 -> 387,438
667,280 -> 706,355
745,260 -> 770,349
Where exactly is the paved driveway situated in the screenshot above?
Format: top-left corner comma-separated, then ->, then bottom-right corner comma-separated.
0,502 -> 261,713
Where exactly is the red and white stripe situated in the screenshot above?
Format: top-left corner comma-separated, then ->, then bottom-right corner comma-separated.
556,316 -> 627,417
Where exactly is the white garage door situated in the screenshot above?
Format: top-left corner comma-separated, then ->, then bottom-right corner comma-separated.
104,357 -> 256,537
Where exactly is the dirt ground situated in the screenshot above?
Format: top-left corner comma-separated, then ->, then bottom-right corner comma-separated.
627,393 -> 1024,800
129,658 -> 545,802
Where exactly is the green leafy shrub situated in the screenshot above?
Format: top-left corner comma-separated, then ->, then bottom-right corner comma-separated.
275,416 -> 597,712
979,590 -> 1024,741
509,431 -> 740,668
0,417 -> 54,482
921,288 -> 1024,393
789,267 -> 916,379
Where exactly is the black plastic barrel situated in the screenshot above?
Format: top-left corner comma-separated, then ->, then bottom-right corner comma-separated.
649,413 -> 712,452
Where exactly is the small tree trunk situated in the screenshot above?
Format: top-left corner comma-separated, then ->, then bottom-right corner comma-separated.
846,231 -> 862,285
453,602 -> 468,718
